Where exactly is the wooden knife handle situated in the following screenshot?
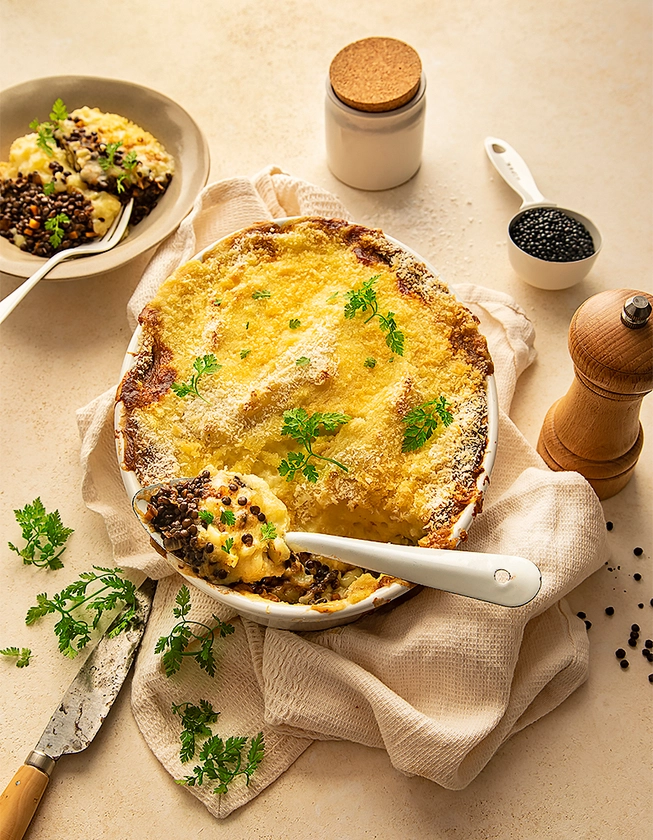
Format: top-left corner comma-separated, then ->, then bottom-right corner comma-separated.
0,764 -> 50,840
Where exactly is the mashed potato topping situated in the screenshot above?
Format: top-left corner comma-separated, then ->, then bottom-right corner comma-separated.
117,217 -> 493,607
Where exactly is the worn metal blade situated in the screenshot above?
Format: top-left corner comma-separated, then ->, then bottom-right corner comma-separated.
33,577 -> 156,762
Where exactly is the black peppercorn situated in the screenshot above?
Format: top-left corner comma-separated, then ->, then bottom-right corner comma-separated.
606,521 -> 614,531
577,611 -> 586,620
615,649 -> 626,659
620,659 -> 629,669
633,547 -> 643,556
605,606 -> 614,616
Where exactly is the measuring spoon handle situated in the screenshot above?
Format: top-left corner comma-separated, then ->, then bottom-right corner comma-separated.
484,137 -> 551,208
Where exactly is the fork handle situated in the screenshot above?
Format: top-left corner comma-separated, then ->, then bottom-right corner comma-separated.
0,255 -> 63,326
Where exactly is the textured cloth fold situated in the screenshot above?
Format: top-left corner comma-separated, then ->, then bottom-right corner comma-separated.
76,167 -> 607,818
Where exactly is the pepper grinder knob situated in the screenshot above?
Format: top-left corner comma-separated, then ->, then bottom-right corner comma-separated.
537,288 -> 653,499
621,294 -> 652,329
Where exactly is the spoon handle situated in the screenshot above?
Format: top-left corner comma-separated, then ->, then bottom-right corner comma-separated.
285,532 -> 542,608
484,137 -> 550,209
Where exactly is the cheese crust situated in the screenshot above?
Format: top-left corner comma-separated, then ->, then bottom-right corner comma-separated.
116,217 -> 493,604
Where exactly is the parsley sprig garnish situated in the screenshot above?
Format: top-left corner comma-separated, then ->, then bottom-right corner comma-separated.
172,700 -> 220,763
28,98 -> 68,156
252,290 -> 271,300
25,567 -> 138,658
171,354 -> 222,402
173,700 -> 265,795
260,522 -> 277,541
154,585 -> 234,678
45,212 -> 70,249
220,509 -> 236,526
98,141 -> 122,171
278,408 -> 351,483
8,497 -> 74,570
401,397 -> 453,452
344,276 -> 405,356
0,647 -> 32,668
29,119 -> 56,155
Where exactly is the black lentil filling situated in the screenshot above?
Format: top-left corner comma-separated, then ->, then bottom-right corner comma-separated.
0,172 -> 96,257
143,473 -> 370,605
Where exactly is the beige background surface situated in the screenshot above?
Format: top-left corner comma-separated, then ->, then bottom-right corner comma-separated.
1,1 -> 651,838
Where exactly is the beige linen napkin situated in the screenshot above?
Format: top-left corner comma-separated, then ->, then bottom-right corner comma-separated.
77,167 -> 608,818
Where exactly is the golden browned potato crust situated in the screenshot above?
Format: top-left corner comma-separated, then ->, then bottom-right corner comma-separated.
116,217 -> 493,603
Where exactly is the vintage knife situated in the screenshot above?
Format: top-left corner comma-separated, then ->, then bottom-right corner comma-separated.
0,577 -> 156,840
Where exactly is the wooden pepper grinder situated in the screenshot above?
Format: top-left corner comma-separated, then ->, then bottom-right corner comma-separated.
537,288 -> 653,499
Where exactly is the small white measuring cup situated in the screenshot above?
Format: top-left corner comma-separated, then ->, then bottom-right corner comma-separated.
484,137 -> 602,290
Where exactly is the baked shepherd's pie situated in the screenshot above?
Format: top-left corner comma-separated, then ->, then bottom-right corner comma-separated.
116,217 -> 493,609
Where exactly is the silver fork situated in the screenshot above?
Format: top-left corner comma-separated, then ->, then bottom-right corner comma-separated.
0,198 -> 134,326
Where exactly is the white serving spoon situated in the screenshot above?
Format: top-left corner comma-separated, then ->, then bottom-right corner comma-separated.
132,484 -> 542,608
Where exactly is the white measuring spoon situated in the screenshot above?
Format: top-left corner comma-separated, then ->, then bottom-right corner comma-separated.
484,136 -> 601,289
133,484 -> 542,608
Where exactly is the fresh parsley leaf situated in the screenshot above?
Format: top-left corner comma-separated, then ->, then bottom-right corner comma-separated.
344,275 -> 379,320
278,408 -> 351,482
24,567 -> 137,658
98,141 -> 122,170
176,725 -> 265,795
240,349 -> 251,359
155,585 -> 234,678
326,291 -> 339,303
49,98 -> 68,123
44,212 -> 70,249
401,397 -> 454,453
378,311 -> 405,355
8,497 -> 73,570
171,354 -> 222,402
214,298 -> 223,306
116,174 -> 128,194
220,509 -> 236,527
198,510 -> 214,526
172,700 -> 220,763
0,647 -> 32,668
344,275 -> 405,356
295,356 -> 310,367
221,537 -> 235,555
122,150 -> 138,172
251,290 -> 271,300
364,357 -> 377,368
288,319 -> 301,329
29,119 -> 56,155
260,522 -> 277,541
43,181 -> 56,196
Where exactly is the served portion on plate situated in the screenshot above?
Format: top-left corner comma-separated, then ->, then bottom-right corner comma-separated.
0,98 -> 174,257
0,76 -> 210,280
115,217 -> 496,628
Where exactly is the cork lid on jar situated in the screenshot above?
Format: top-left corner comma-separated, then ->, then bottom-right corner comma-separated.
329,37 -> 422,113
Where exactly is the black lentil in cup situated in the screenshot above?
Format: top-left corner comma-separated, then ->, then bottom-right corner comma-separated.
509,206 -> 595,262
